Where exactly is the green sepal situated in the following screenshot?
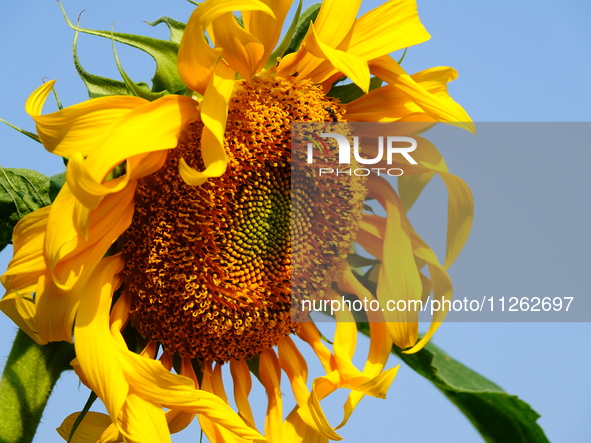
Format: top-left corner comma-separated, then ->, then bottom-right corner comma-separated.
67,391 -> 98,443
283,3 -> 321,56
60,4 -> 186,95
73,28 -> 132,98
397,47 -> 408,65
146,17 -> 187,45
266,0 -> 303,68
357,323 -> 550,442
0,119 -> 41,144
110,31 -> 169,101
328,76 -> 383,103
0,168 -> 64,252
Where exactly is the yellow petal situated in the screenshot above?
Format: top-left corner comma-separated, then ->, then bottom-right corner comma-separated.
303,24 -> 369,92
403,231 -> 454,354
243,0 -> 293,66
345,84 -> 425,122
397,137 -> 474,269
278,337 -> 309,407
313,0 -> 361,47
369,56 -> 474,132
198,365 -> 254,443
34,273 -> 80,342
178,0 -> 273,94
258,349 -> 283,443
348,0 -> 430,60
119,394 -> 171,443
25,80 -> 146,157
45,184 -> 135,290
283,408 -> 328,443
306,372 -> 342,440
278,337 -> 336,437
276,0 -> 361,78
1,206 -> 49,290
0,290 -> 42,344
114,344 -> 262,440
66,94 -> 199,210
229,360 -> 256,428
296,322 -> 336,374
367,175 -> 422,349
179,62 -> 235,186
73,256 -> 129,425
165,409 -> 195,435
57,411 -> 121,443
211,13 -> 266,80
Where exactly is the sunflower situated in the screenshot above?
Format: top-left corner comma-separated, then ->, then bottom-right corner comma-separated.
1,0 -> 474,441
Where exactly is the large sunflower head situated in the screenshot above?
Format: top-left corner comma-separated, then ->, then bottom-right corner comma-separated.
1,0 -> 473,441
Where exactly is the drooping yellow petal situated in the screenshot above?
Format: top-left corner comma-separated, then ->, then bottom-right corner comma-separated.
178,0 -> 273,94
345,84 -> 425,122
348,0 -> 430,60
278,336 -> 309,407
277,336 -> 343,439
303,24 -> 369,92
277,0 -> 361,77
57,411 -> 121,443
179,62 -> 235,186
397,136 -> 474,269
0,291 -> 42,344
283,408 -> 328,443
369,56 -> 475,132
296,322 -> 336,374
258,349 -> 284,443
198,363 -> 254,443
66,94 -> 199,210
229,360 -> 256,428
34,273 -> 80,343
211,13 -> 266,80
1,206 -> 50,290
243,0 -> 293,65
45,184 -> 135,290
73,256 -> 129,427
403,231 -> 453,354
119,394 -> 171,443
366,175 -> 422,349
25,80 -> 146,157
110,334 -> 263,440
306,372 -> 342,440
312,0 -> 361,47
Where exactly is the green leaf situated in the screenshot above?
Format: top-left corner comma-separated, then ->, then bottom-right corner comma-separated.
146,17 -> 187,45
60,4 -> 186,94
358,323 -> 550,443
328,76 -> 383,103
283,3 -> 321,56
0,168 -> 63,252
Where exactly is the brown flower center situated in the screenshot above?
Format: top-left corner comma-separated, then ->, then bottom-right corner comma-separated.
120,76 -> 365,363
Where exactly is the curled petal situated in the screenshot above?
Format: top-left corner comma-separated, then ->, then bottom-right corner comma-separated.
179,62 -> 236,186
26,80 -> 145,157
178,0 -> 273,94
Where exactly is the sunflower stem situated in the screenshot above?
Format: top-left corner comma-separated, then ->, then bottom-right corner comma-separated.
0,329 -> 75,443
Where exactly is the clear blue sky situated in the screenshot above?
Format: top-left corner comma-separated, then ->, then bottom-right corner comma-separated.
1,0 -> 590,441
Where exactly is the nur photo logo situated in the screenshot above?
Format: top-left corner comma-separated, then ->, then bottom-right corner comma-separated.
303,131 -> 419,177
